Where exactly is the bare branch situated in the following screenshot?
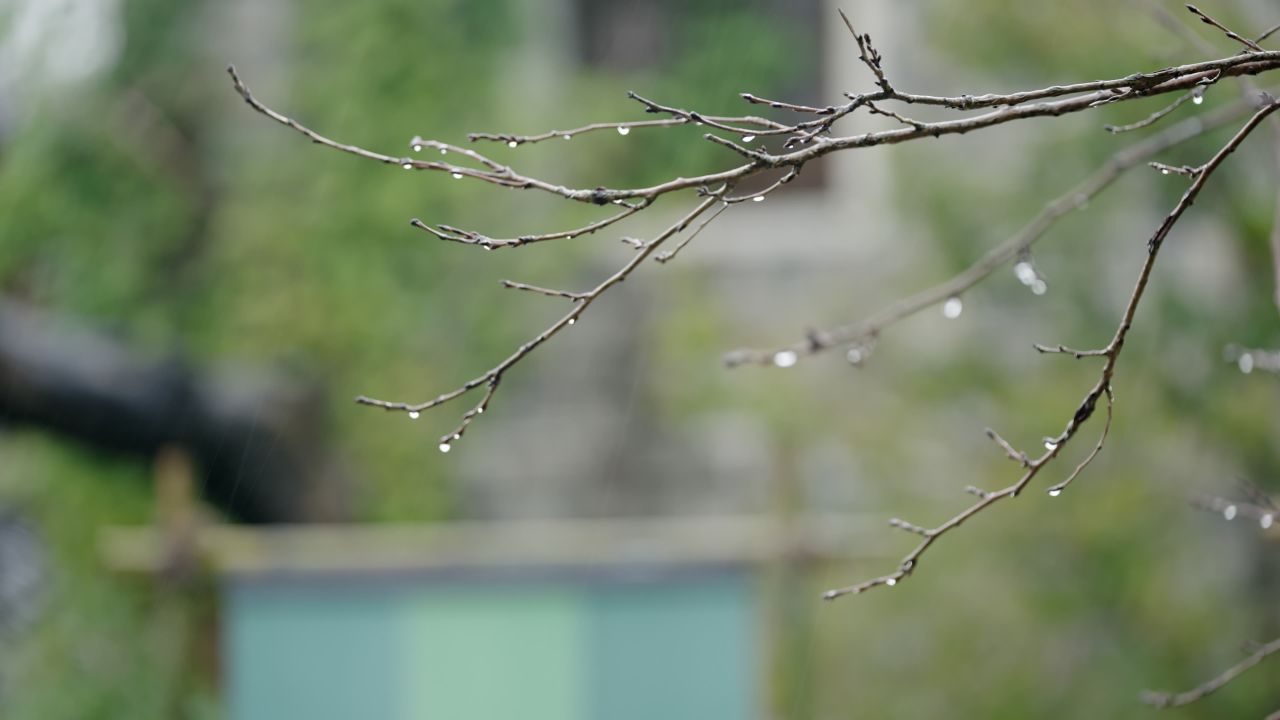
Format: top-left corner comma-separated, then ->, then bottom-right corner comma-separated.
354,194 -> 728,444
1046,386 -> 1113,497
725,98 -> 1257,367
1034,344 -> 1110,358
230,22 -> 1280,494
1191,493 -> 1277,528
823,98 -> 1280,600
231,52 -> 1280,210
739,92 -> 837,115
1105,91 -> 1196,133
984,427 -> 1030,466
1141,636 -> 1280,708
838,9 -> 892,93
500,280 -> 587,302
1224,343 -> 1280,373
1185,4 -> 1266,53
1149,160 -> 1203,178
410,201 -> 648,250
655,201 -> 729,264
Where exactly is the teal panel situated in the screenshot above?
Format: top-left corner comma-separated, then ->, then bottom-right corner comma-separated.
405,585 -> 586,720
225,580 -> 413,720
587,573 -> 758,720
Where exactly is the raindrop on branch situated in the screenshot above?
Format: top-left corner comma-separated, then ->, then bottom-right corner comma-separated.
846,347 -> 865,366
752,196 -> 765,203
885,578 -> 897,587
1223,505 -> 1237,521
742,135 -> 756,143
617,126 -> 631,136
451,172 -> 463,180
562,134 -> 571,141
1047,488 -> 1062,497
773,350 -> 798,368
1044,439 -> 1058,451
942,296 -> 963,319
412,143 -> 423,152
1262,514 -> 1274,529
567,317 -> 576,326
1192,88 -> 1205,105
408,411 -> 420,420
1014,261 -> 1037,286
1238,353 -> 1254,374
507,140 -> 518,148
1031,279 -> 1048,295
402,162 -> 413,170
438,442 -> 452,454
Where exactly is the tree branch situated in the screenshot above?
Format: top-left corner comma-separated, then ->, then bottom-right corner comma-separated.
822,98 -> 1280,600
1141,636 -> 1280,708
724,97 -> 1258,368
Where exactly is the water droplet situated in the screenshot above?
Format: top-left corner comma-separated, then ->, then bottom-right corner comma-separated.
412,144 -> 423,152
885,578 -> 897,587
773,350 -> 798,368
742,135 -> 756,143
439,147 -> 448,155
408,411 -> 420,420
1192,93 -> 1204,105
1031,279 -> 1048,296
402,162 -> 413,170
451,172 -> 463,180
752,196 -> 765,203
617,126 -> 631,136
1238,353 -> 1254,374
1014,261 -> 1037,285
1161,168 -> 1170,175
942,296 -> 963,319
1044,440 -> 1058,451
1261,514 -> 1274,529
438,442 -> 452,454
1223,505 -> 1237,521
453,433 -> 462,440
476,406 -> 484,414
846,347 -> 864,365
562,134 -> 571,141
1048,488 -> 1062,497
507,140 -> 518,148
567,317 -> 576,325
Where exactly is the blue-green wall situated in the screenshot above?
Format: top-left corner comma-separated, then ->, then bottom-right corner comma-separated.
224,570 -> 758,720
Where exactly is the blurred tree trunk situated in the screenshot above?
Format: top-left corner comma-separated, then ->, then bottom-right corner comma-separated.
0,301 -> 349,522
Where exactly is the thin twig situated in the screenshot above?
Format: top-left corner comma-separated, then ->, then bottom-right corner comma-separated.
500,280 -> 587,301
1105,92 -> 1196,133
1185,4 -> 1266,53
1141,636 -> 1280,708
1046,386 -> 1113,496
655,202 -> 730,264
410,201 -> 648,250
984,427 -> 1030,466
